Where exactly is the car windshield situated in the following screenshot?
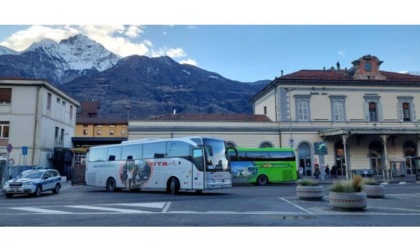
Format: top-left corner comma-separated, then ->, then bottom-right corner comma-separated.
17,170 -> 44,179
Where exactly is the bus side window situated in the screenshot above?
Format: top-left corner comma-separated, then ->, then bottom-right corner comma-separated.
108,155 -> 116,161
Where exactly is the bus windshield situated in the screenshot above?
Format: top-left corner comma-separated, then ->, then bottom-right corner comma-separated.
203,138 -> 229,171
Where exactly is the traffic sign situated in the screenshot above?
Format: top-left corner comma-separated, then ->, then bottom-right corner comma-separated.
22,146 -> 28,155
6,143 -> 13,153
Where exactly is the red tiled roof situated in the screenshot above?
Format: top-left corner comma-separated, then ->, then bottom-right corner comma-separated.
280,70 -> 420,82
148,114 -> 272,122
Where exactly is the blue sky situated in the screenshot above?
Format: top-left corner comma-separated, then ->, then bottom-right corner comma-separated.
1,1 -> 420,83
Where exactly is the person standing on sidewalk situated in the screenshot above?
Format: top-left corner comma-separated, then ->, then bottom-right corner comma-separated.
324,165 -> 330,179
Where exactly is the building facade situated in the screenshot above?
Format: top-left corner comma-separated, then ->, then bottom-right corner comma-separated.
129,114 -> 278,148
72,101 -> 128,148
251,55 -> 420,181
0,78 -> 79,172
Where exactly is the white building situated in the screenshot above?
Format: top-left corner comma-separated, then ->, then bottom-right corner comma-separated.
0,78 -> 79,172
251,55 -> 420,181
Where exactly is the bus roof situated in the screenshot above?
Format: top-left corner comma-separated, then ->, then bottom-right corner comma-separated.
235,147 -> 295,152
90,136 -> 225,149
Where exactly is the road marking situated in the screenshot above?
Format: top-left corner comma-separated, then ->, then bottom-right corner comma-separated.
10,207 -> 72,214
104,202 -> 167,209
279,198 -> 313,214
67,205 -> 151,213
162,202 -> 171,213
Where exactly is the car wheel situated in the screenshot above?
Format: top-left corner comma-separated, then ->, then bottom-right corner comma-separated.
52,183 -> 61,194
34,186 -> 42,197
5,193 -> 13,198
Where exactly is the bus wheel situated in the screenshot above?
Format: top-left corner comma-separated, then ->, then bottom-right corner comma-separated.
106,178 -> 117,192
256,175 -> 269,186
195,190 -> 203,194
168,177 -> 180,195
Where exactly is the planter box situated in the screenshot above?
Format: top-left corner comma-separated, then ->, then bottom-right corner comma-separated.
363,184 -> 385,198
296,185 -> 324,200
329,191 -> 367,210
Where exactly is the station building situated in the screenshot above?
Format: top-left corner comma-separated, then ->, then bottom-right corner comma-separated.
251,55 -> 420,181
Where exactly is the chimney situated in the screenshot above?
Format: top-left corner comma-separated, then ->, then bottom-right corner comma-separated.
336,61 -> 341,71
281,70 -> 284,77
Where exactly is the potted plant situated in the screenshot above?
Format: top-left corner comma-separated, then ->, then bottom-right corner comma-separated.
362,178 -> 385,198
296,178 -> 324,200
329,175 -> 367,210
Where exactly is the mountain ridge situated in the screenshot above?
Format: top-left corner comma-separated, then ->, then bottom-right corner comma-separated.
0,34 -> 269,118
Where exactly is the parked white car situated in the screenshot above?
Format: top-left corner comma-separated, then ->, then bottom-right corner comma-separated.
2,169 -> 62,198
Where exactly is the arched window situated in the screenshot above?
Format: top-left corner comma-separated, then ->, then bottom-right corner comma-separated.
334,141 -> 345,176
259,141 -> 273,148
298,142 -> 312,176
369,141 -> 383,175
226,141 -> 237,149
403,141 -> 417,175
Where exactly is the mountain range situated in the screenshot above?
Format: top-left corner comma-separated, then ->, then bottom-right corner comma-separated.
0,34 -> 269,118
0,35 -> 121,85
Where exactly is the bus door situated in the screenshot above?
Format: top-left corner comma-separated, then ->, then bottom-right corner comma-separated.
192,148 -> 206,190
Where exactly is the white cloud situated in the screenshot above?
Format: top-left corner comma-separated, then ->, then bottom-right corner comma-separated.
151,47 -> 186,59
338,50 -> 346,56
166,48 -> 187,58
77,25 -> 149,57
180,59 -> 197,66
0,25 -> 79,51
125,25 -> 143,38
0,25 -> 192,62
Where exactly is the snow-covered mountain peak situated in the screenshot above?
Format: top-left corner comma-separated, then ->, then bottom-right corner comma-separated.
19,34 -> 121,72
56,34 -> 121,71
24,38 -> 58,52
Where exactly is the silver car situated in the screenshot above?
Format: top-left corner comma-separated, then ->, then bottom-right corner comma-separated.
2,169 -> 62,198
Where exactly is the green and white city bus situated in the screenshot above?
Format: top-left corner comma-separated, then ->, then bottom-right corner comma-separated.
229,147 -> 297,185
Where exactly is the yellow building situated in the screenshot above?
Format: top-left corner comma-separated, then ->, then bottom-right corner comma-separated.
251,55 -> 420,181
72,101 -> 128,147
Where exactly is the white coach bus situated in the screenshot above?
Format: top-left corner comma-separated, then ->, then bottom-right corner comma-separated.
85,136 -> 237,194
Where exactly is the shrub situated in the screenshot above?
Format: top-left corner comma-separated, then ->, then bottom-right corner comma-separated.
297,178 -> 319,186
363,178 -> 380,185
329,175 -> 363,193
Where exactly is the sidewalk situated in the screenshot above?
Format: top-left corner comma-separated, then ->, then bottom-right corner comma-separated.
297,175 -> 419,185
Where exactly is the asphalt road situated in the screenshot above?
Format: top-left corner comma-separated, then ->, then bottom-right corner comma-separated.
1,180 -> 419,252
1,180 -> 420,227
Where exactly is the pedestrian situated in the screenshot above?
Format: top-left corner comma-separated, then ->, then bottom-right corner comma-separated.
298,166 -> 304,179
331,164 -> 337,178
324,165 -> 330,179
314,164 -> 321,179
